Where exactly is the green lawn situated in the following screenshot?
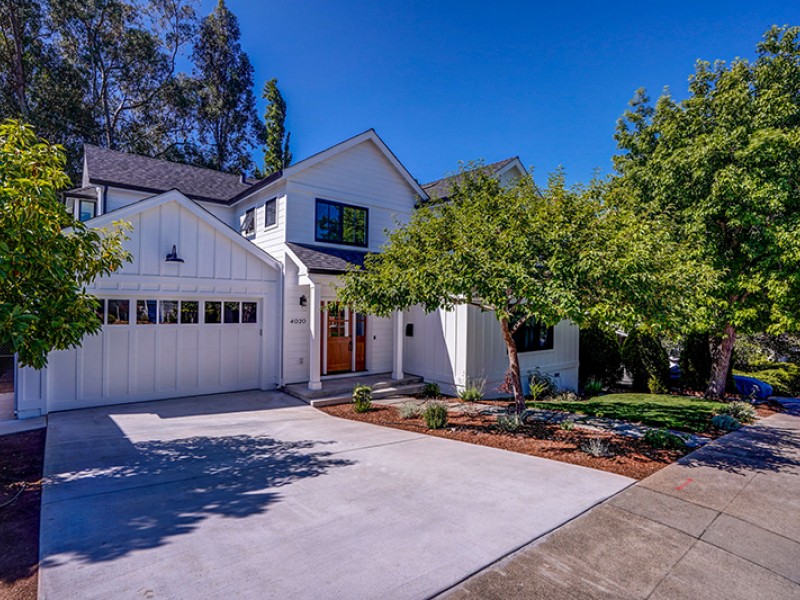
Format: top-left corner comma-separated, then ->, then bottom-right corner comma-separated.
528,393 -> 725,433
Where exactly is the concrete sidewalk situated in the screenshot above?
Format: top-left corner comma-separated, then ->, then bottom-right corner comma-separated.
444,407 -> 800,600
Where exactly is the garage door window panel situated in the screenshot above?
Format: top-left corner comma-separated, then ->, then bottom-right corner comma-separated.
137,300 -> 157,324
160,301 -> 179,324
180,301 -> 199,324
107,300 -> 129,325
224,302 -> 240,323
205,302 -> 221,324
242,302 -> 257,323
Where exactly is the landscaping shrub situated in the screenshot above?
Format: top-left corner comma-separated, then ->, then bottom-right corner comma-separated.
621,329 -> 670,393
550,391 -> 580,403
583,378 -> 603,397
643,429 -> 687,450
711,414 -> 741,432
648,375 -> 668,395
579,325 -> 623,388
528,369 -> 556,398
496,413 -> 522,432
560,419 -> 575,431
717,401 -> 756,424
458,377 -> 485,402
581,437 -> 612,457
528,379 -> 551,402
679,332 -> 712,392
352,385 -> 373,413
423,382 -> 441,398
398,401 -> 422,419
423,401 -> 449,429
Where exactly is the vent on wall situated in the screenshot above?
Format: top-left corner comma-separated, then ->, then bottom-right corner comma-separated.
405,324 -> 414,337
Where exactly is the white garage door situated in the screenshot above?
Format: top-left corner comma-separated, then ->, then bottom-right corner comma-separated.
46,297 -> 264,411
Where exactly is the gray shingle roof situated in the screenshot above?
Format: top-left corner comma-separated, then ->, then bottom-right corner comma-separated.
84,145 -> 255,203
421,157 -> 519,201
286,242 -> 370,274
63,186 -> 98,200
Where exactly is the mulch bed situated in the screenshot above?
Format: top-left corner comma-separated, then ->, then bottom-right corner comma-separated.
321,404 -> 685,480
0,429 -> 46,600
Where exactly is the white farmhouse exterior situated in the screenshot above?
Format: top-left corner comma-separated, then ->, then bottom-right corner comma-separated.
15,130 -> 579,417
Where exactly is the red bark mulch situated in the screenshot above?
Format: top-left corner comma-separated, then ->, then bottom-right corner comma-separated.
0,428 -> 46,600
321,404 -> 686,480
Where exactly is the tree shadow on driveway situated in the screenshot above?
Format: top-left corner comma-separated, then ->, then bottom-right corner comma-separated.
40,433 -> 354,567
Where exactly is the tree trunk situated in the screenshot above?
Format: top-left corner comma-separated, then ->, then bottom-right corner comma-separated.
8,2 -> 29,119
706,323 -> 736,398
499,317 -> 526,414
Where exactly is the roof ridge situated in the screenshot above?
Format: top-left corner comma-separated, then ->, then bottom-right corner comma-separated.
421,156 -> 520,188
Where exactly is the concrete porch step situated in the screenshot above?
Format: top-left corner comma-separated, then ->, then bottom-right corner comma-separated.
309,383 -> 427,408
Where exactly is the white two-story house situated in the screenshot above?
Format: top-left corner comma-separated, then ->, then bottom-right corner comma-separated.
15,130 -> 579,417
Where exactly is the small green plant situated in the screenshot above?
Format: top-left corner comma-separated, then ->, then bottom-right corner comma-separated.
352,385 -> 373,413
643,428 -> 687,450
423,382 -> 441,398
398,401 -> 422,419
711,414 -> 741,432
528,380 -> 551,402
550,391 -> 580,403
528,369 -> 556,399
581,437 -> 612,457
648,375 -> 669,395
717,401 -> 756,424
583,378 -> 603,397
496,413 -> 523,432
560,419 -> 575,431
459,377 -> 485,402
423,401 -> 449,429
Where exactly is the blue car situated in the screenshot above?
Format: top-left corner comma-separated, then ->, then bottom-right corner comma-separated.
733,375 -> 773,400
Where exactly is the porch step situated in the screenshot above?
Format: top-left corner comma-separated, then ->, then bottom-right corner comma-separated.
309,383 -> 427,408
285,372 -> 423,401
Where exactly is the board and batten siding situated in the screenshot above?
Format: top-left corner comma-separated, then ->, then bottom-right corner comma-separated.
16,195 -> 281,416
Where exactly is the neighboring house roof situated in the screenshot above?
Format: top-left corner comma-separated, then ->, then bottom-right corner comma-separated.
421,156 -> 524,201
285,242 -> 369,274
83,145 -> 254,204
63,186 -> 98,200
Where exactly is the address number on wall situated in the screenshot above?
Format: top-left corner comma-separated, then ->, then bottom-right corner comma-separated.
289,318 -> 308,324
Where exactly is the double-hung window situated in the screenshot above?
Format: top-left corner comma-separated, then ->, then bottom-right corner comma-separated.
264,198 -> 277,227
241,207 -> 255,236
513,320 -> 554,353
315,199 -> 368,247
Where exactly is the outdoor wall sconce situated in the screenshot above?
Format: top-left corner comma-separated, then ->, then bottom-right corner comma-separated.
165,245 -> 184,263
299,295 -> 307,307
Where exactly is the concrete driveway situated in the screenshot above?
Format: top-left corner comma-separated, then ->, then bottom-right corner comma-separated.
39,392 -> 632,599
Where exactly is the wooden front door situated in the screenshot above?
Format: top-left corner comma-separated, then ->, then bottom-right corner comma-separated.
355,312 -> 367,372
325,305 -> 351,373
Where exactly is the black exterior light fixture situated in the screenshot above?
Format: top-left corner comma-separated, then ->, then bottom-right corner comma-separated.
165,244 -> 184,263
299,295 -> 307,307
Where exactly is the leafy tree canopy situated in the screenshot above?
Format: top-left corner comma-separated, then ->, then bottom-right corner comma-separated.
338,166 -> 703,410
0,120 -> 131,368
613,25 -> 800,395
256,77 -> 291,177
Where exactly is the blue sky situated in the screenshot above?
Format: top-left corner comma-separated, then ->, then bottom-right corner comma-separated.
203,1 -> 798,185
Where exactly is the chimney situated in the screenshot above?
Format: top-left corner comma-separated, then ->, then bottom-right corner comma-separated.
239,173 -> 247,184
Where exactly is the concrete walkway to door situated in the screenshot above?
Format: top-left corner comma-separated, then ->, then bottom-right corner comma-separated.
444,406 -> 800,599
38,391 -> 631,600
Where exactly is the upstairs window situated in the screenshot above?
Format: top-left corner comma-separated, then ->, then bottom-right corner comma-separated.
513,320 -> 554,353
79,200 -> 96,222
265,198 -> 277,227
241,207 -> 255,236
315,199 -> 368,247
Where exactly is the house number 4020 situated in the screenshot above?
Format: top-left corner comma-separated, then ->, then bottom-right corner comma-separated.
290,318 -> 307,324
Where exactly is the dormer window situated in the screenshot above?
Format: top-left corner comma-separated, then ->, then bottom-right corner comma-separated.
241,207 -> 255,236
315,199 -> 368,247
79,200 -> 96,222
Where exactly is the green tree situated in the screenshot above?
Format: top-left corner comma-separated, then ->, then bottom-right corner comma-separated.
614,25 -> 800,397
191,0 -> 262,174
338,166 -> 699,413
256,78 -> 291,177
0,121 -> 130,368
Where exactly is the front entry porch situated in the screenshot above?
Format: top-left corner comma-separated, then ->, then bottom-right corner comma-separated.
285,372 -> 425,407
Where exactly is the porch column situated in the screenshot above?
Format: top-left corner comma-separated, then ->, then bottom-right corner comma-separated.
308,282 -> 322,390
392,310 -> 404,380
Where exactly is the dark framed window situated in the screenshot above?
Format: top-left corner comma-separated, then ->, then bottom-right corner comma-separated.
94,299 -> 105,324
107,300 -> 130,325
79,200 -> 96,222
180,301 -> 199,324
513,320 -> 554,353
241,207 -> 255,236
205,301 -> 221,324
264,198 -> 277,227
159,300 -> 178,324
315,199 -> 368,247
224,301 -> 240,323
